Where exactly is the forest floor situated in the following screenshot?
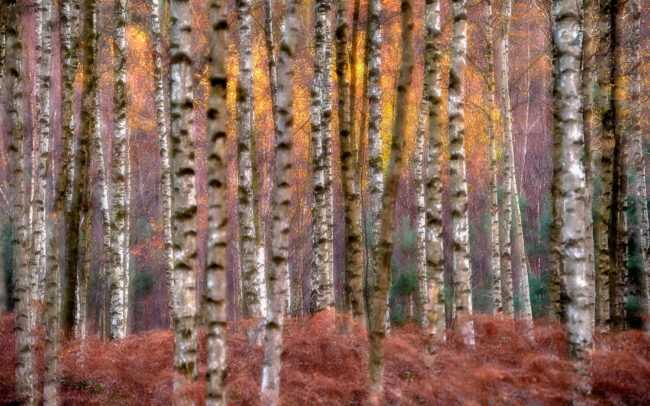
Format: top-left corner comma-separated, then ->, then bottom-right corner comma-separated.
1,311 -> 649,405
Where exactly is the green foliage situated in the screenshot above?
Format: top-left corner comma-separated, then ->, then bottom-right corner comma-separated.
625,295 -> 643,329
529,272 -> 550,319
390,306 -> 407,326
394,220 -> 417,252
391,265 -> 418,297
132,269 -> 155,299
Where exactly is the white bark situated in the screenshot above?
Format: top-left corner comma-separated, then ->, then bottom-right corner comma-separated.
424,0 -> 445,341
205,1 -> 228,403
552,0 -> 593,361
109,0 -> 128,340
261,0 -> 299,402
413,101 -> 428,326
236,0 -> 266,319
448,0 -> 474,344
169,0 -> 199,391
368,0 -> 414,399
6,2 -> 36,402
310,0 -> 335,313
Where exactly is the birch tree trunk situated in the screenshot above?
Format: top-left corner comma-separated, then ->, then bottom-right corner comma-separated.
364,0 -> 384,324
109,0 -> 128,340
448,0 -> 474,343
335,0 -> 365,322
74,0 -> 99,341
582,0 -> 598,327
368,0 -> 414,399
6,2 -> 36,402
205,1 -> 228,403
150,0 -> 175,322
595,0 -> 614,327
609,0 -> 628,331
261,0 -> 299,402
552,0 -> 593,361
59,0 -> 81,335
413,100 -> 428,325
501,0 -> 532,323
236,0 -> 266,319
124,132 -> 131,332
310,0 -> 335,313
32,0 -> 52,307
499,0 -> 514,317
43,10 -> 60,391
424,0 -> 446,341
169,0 -> 199,391
628,0 -> 649,332
485,0 -> 501,314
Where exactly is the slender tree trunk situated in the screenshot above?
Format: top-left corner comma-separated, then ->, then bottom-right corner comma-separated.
205,1 -> 228,403
262,0 -> 291,314
6,2 -> 36,402
124,132 -> 131,333
627,0 -> 649,332
150,0 -> 175,323
310,0 -> 335,313
364,0 -> 384,324
413,100 -> 428,325
335,0 -> 365,322
43,25 -> 59,394
109,0 -> 128,340
76,151 -> 93,340
498,0 -> 514,317
485,0 -> 501,314
448,0 -> 474,343
169,0 -> 199,393
237,0 -> 266,319
423,0 -> 445,341
582,0 -> 598,328
595,0 -> 614,327
261,0 -> 299,402
32,0 -> 52,308
74,0 -> 98,341
552,0 -> 594,362
58,0 -> 80,336
368,0 -> 414,400
500,0 -> 531,323
609,0 -> 628,331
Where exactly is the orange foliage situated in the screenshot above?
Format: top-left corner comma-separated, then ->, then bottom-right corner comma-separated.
2,313 -> 649,405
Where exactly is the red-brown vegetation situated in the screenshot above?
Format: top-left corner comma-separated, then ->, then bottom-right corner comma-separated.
1,312 -> 649,405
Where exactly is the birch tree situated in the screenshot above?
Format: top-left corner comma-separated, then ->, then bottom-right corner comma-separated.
43,0 -> 59,386
413,100 -> 428,325
368,0 -> 414,399
310,0 -> 335,313
609,0 -> 628,331
595,0 -> 614,327
109,0 -> 129,340
169,0 -> 199,390
150,0 -> 175,320
58,0 -> 80,336
261,0 -> 299,401
6,2 -> 36,401
205,0 -> 228,403
335,0 -> 365,322
500,0 -> 531,322
582,0 -> 598,327
236,0 -> 266,319
485,0 -> 501,314
498,0 -> 514,317
551,0 -> 593,360
364,0 -> 384,322
32,0 -> 52,308
448,0 -> 474,342
424,0 -> 446,341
